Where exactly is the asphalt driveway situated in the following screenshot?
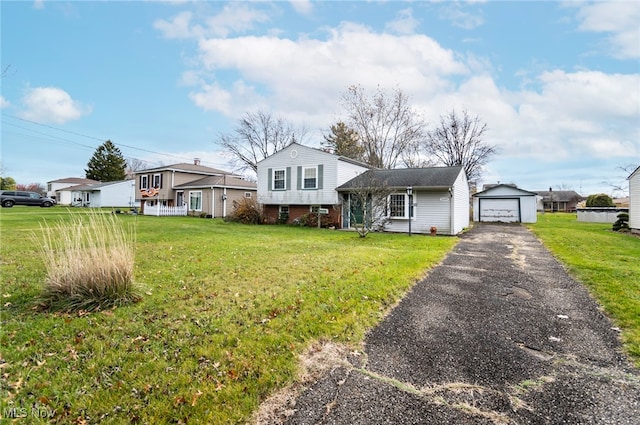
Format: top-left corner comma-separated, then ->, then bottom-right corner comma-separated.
279,223 -> 640,424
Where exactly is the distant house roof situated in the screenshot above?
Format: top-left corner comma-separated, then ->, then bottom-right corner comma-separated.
135,162 -> 239,177
173,175 -> 257,190
336,166 -> 464,191
534,190 -> 584,202
48,177 -> 100,185
63,180 -> 133,191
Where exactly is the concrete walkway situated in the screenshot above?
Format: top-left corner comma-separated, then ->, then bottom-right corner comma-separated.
282,223 -> 640,424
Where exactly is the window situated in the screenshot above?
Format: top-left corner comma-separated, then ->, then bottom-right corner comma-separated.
273,169 -> 286,190
303,167 -> 317,189
389,194 -> 414,218
189,191 -> 202,211
141,175 -> 149,189
152,174 -> 162,188
389,194 -> 405,218
310,205 -> 320,213
279,205 -> 289,215
244,192 -> 252,198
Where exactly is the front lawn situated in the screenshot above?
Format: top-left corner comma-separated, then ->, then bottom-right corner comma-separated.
1,207 -> 457,423
527,213 -> 640,367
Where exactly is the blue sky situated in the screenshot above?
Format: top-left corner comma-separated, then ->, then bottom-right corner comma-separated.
1,0 -> 638,196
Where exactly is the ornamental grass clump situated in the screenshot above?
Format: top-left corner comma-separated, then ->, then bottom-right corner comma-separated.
36,210 -> 139,311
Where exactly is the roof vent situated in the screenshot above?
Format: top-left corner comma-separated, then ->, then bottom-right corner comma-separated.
194,158 -> 201,166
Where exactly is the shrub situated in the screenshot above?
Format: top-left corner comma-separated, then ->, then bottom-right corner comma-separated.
586,193 -> 614,207
612,212 -> 630,232
35,210 -> 140,311
227,197 -> 264,224
298,212 -> 331,228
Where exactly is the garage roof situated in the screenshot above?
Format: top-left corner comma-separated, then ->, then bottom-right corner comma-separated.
473,184 -> 537,197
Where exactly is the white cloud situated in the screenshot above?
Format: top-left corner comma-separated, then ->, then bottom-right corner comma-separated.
0,96 -> 10,109
438,3 -> 485,30
154,4 -> 270,39
17,87 -> 91,124
190,23 -> 468,123
173,17 -> 637,180
289,0 -> 313,16
385,8 -> 419,35
574,1 -> 640,59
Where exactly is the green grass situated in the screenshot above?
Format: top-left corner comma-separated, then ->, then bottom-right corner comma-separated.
1,207 -> 457,424
527,213 -> 640,366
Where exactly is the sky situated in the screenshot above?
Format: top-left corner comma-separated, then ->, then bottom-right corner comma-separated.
1,0 -> 639,197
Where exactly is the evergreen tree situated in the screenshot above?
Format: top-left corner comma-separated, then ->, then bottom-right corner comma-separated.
322,122 -> 365,162
85,140 -> 127,182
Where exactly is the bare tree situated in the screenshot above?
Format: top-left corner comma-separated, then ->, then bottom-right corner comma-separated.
604,163 -> 639,196
339,171 -> 393,238
125,158 -> 148,179
341,85 -> 426,169
217,110 -> 307,174
422,109 -> 496,182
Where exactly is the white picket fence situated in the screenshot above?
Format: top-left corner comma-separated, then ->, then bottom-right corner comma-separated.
143,204 -> 188,216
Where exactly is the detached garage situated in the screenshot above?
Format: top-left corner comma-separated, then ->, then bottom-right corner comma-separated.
473,184 -> 538,223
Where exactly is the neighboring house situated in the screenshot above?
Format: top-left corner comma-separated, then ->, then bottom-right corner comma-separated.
337,166 -> 470,235
134,160 -> 256,217
534,189 -> 584,212
473,184 -> 538,223
256,143 -> 371,225
629,165 -> 640,234
47,177 -> 99,205
172,174 -> 258,218
66,180 -> 140,208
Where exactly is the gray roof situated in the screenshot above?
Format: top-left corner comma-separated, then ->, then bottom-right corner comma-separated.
534,190 -> 584,202
173,175 -> 256,190
135,162 -> 238,176
48,177 -> 100,185
63,180 -> 133,191
337,166 -> 464,191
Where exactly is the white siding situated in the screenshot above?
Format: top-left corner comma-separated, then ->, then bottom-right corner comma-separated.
451,171 -> 470,234
520,196 -> 537,223
257,144 -> 368,206
630,170 -> 640,231
385,191 -> 453,235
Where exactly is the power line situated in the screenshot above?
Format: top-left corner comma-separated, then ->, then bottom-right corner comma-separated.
1,113 -> 233,169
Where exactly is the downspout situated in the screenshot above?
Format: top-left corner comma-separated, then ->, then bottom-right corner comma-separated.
211,187 -> 215,218
449,187 -> 454,235
222,187 -> 228,217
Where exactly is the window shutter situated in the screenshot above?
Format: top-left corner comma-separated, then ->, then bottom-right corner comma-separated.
159,174 -> 163,188
297,166 -> 302,190
268,168 -> 272,191
318,164 -> 323,189
286,167 -> 291,190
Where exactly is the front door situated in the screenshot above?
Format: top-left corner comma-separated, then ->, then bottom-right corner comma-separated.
176,191 -> 184,207
350,195 -> 364,225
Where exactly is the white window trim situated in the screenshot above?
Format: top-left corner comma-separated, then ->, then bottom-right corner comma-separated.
141,175 -> 149,189
189,190 -> 203,211
389,193 -> 414,219
244,192 -> 252,198
273,168 -> 286,191
153,173 -> 162,188
302,166 -> 318,190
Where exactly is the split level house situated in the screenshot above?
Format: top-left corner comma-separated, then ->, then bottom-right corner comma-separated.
256,143 -> 470,235
134,160 -> 257,217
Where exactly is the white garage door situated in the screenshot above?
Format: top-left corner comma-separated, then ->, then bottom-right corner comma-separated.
479,198 -> 520,222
